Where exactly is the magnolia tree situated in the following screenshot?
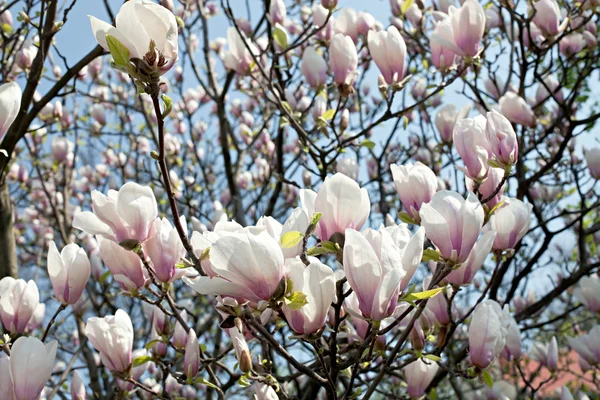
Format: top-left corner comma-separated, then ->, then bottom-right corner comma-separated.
0,0 -> 599,398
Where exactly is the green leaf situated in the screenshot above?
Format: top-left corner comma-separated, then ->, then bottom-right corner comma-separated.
321,109 -> 336,122
311,212 -> 323,226
361,140 -> 376,150
280,231 -> 304,248
421,248 -> 440,262
401,0 -> 415,15
398,211 -> 416,225
402,287 -> 444,302
145,339 -> 161,350
285,291 -> 308,310
422,354 -> 441,362
106,35 -> 131,67
195,377 -> 220,390
99,270 -> 111,283
482,369 -> 494,389
273,24 -> 288,50
161,94 -> 173,118
132,355 -> 152,367
237,374 -> 251,388
402,116 -> 409,129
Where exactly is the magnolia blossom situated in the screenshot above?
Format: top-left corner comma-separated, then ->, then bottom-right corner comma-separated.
430,18 -> 457,71
583,147 -> 600,179
329,34 -> 358,87
71,371 -> 85,400
47,241 -> 91,305
419,191 -> 484,264
223,27 -> 258,75
300,173 -> 370,242
535,75 -> 563,105
282,258 -> 335,335
391,162 -> 437,221
574,276 -> 600,312
567,325 -> 600,365
0,82 -> 21,144
184,329 -> 200,378
335,9 -> 358,42
85,309 -> 134,373
336,158 -> 359,181
531,0 -> 562,37
144,217 -> 196,283
445,231 -> 495,286
486,110 -> 518,167
254,383 -> 278,400
403,358 -> 439,398
485,198 -> 532,250
343,226 -> 424,321
98,236 -> 148,290
435,104 -> 470,143
430,0 -> 486,57
184,229 -> 285,303
72,182 -> 158,247
367,26 -> 407,85
228,326 -> 252,372
469,300 -> 510,369
268,0 -> 286,25
453,115 -> 491,181
502,315 -> 522,361
530,337 -> 558,371
301,47 -> 327,89
499,92 -> 536,127
0,278 -> 39,334
89,0 -> 178,74
466,167 -> 505,209
9,337 -> 57,400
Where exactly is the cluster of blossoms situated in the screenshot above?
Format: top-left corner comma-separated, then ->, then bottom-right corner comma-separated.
0,0 -> 598,398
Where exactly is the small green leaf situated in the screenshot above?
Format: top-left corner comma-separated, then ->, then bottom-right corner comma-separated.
398,212 -> 416,225
401,0 -> 415,15
402,287 -> 444,302
422,248 -> 440,262
402,116 -> 410,129
132,355 -> 152,367
311,212 -> 323,226
280,231 -> 304,248
285,291 -> 308,310
145,339 -> 161,350
161,94 -> 173,118
321,109 -> 336,122
273,24 -> 288,50
482,369 -> 494,389
422,354 -> 441,362
106,35 -> 131,67
99,270 -> 111,283
361,140 -> 376,150
195,377 -> 220,390
237,374 -> 251,387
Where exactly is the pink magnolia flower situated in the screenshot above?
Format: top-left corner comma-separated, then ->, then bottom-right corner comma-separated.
72,182 -> 158,247
89,0 -> 178,74
85,309 -> 134,373
419,191 -> 485,263
343,226 -> 424,321
0,82 -> 21,144
300,173 -> 370,242
484,198 -> 532,250
282,257 -> 335,335
499,92 -> 536,127
301,47 -> 327,89
47,241 -> 91,305
97,236 -> 149,290
453,115 -> 491,181
403,358 -> 439,398
367,26 -> 407,85
391,162 -> 438,221
469,300 -> 510,369
329,34 -> 358,86
9,337 -> 57,400
184,229 -> 285,303
445,230 -> 496,286
0,278 -> 39,334
430,0 -> 486,57
574,276 -> 600,312
486,110 -> 518,167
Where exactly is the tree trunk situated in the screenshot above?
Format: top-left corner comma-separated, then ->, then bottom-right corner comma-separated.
0,180 -> 17,278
